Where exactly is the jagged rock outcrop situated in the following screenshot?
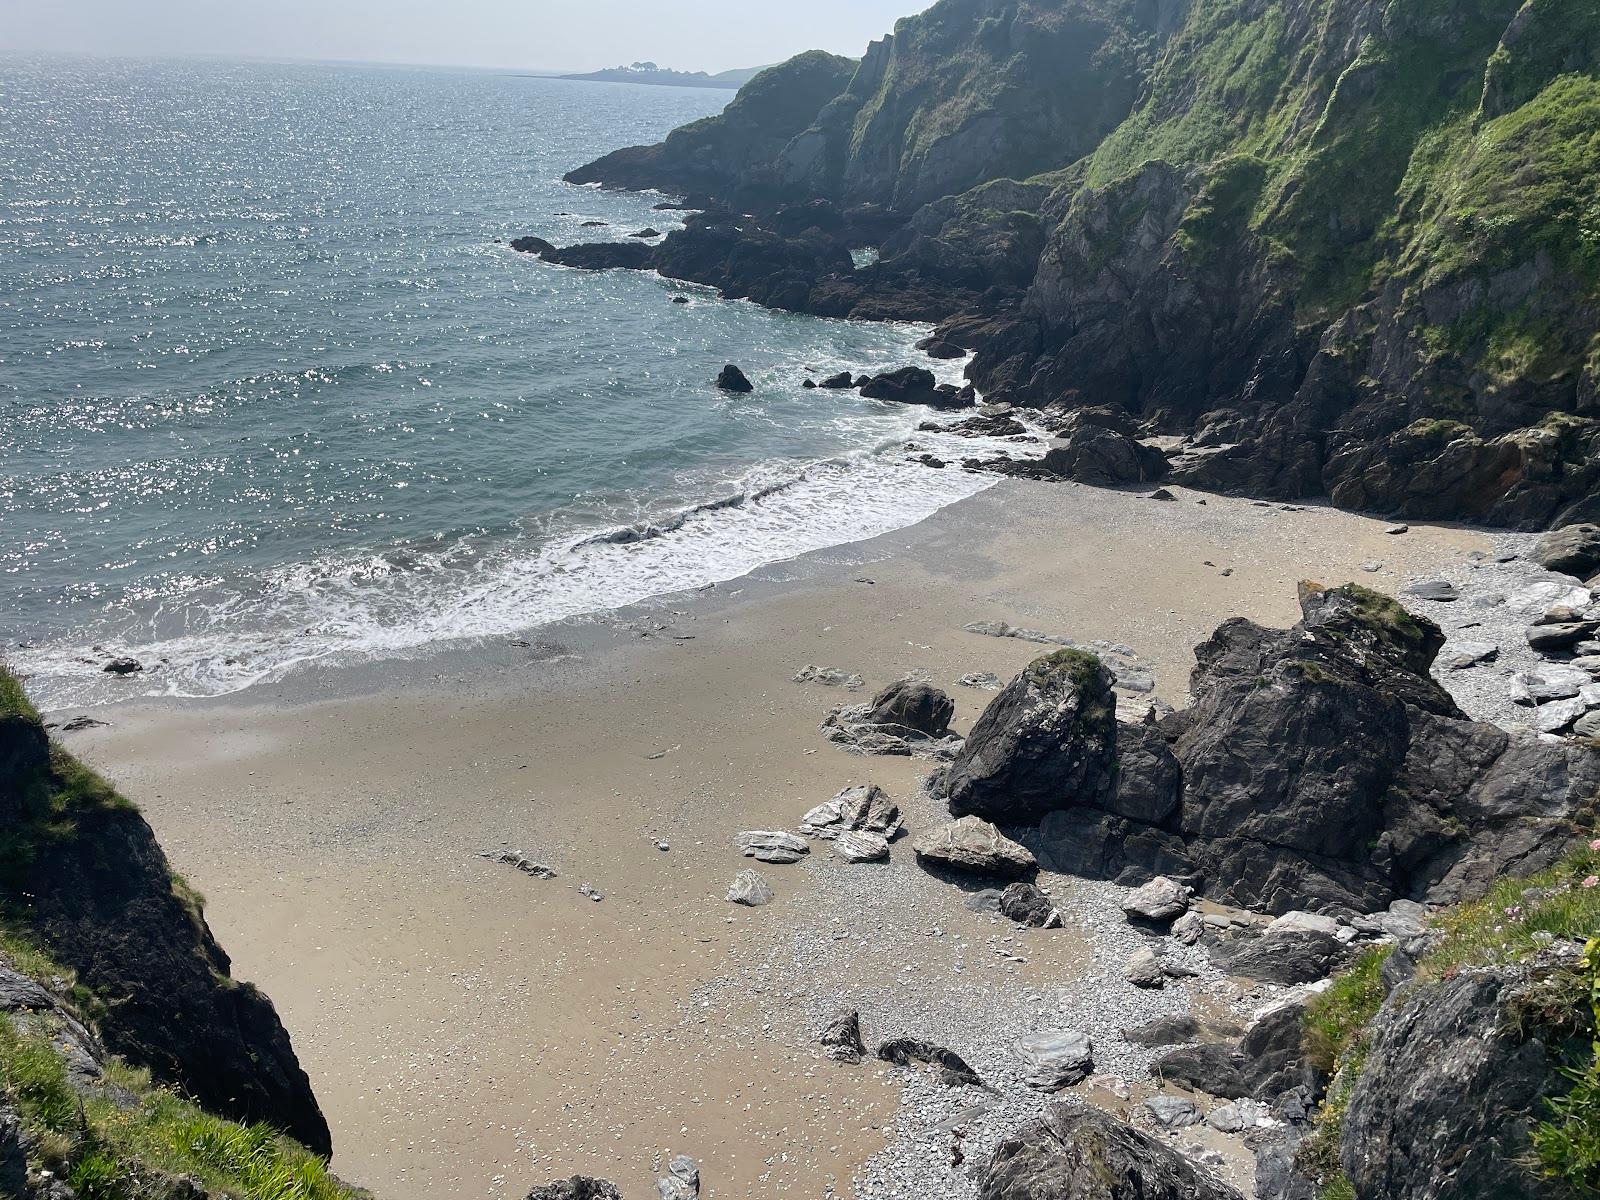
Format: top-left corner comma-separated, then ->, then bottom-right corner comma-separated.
944,584 -> 1600,914
980,1105 -> 1243,1200
941,649 -> 1117,823
0,670 -> 332,1156
1339,962 -> 1584,1200
547,0 -> 1600,530
564,52 -> 860,203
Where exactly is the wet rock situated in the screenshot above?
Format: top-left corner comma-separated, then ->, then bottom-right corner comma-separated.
1531,523 -> 1600,579
726,869 -> 774,907
1122,876 -> 1191,924
630,227 -> 663,239
860,366 -> 971,409
715,365 -> 754,393
102,658 -> 143,676
913,816 -> 1037,879
818,371 -> 855,388
981,1107 -> 1239,1200
820,1010 -> 866,1063
1016,1029 -> 1093,1091
941,650 -> 1117,824
734,831 -> 809,864
877,1038 -> 983,1088
999,882 -> 1056,927
917,335 -> 968,360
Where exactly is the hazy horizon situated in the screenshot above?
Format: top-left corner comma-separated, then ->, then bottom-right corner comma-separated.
0,0 -> 932,75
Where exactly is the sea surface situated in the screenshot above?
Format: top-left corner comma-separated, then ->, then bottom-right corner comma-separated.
0,56 -> 1008,708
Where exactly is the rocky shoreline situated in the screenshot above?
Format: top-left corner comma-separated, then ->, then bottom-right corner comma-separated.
515,0 -> 1600,534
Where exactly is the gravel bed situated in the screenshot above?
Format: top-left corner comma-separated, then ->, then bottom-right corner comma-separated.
685,779 -> 1259,1198
1397,533 -> 1581,731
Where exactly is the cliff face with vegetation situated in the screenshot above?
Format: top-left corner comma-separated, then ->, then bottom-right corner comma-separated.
561,0 -> 1600,528
0,667 -> 335,1195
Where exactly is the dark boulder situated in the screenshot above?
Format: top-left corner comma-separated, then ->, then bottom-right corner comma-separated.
818,371 -> 855,388
999,882 -> 1056,927
1210,929 -> 1348,986
859,366 -> 956,408
525,1180 -> 623,1200
979,1106 -> 1244,1200
628,227 -> 662,238
512,238 -> 654,271
1042,426 -> 1169,486
1532,524 -> 1600,579
917,335 -> 969,360
941,650 -> 1117,824
1151,1042 -> 1251,1100
864,680 -> 954,738
820,1010 -> 867,1063
103,657 -> 143,676
1340,965 -> 1575,1200
974,583 -> 1599,915
877,1038 -> 983,1088
1237,996 -> 1323,1102
715,365 -> 754,393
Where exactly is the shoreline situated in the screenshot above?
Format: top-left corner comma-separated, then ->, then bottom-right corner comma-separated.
56,479 -> 1494,1198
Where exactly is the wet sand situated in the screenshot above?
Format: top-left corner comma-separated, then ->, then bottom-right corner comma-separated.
54,480 -> 1489,1198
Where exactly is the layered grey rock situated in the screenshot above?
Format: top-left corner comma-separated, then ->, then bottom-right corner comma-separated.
913,816 -> 1037,878
980,1106 -> 1240,1200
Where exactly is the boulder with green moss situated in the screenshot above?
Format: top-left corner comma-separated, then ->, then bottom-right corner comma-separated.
940,648 -> 1119,823
997,585 -> 1600,914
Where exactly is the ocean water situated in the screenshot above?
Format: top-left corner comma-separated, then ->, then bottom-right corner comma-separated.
0,56 -> 1011,708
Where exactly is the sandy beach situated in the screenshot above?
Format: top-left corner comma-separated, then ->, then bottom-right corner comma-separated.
50,479 -> 1490,1199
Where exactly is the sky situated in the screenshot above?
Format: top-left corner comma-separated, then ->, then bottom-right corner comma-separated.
0,0 -> 933,73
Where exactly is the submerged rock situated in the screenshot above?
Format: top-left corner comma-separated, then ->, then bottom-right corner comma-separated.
715,364 -> 754,393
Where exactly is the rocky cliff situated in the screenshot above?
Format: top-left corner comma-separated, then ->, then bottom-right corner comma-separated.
550,0 -> 1600,528
0,668 -> 332,1160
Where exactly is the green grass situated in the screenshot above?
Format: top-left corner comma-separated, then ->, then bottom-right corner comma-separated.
1304,946 -> 1393,1075
0,1017 -> 362,1200
0,663 -> 39,721
1296,839 -> 1600,1194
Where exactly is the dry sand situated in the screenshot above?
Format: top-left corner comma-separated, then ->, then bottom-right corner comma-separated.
55,479 -> 1488,1198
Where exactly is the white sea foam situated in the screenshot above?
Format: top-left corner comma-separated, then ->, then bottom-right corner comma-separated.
17,416 -> 1039,707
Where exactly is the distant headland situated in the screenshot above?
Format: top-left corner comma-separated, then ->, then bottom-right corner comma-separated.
559,61 -> 767,90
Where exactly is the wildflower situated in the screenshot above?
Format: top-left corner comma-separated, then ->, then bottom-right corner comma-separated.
1583,876 -> 1599,889
1590,838 -> 1600,852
